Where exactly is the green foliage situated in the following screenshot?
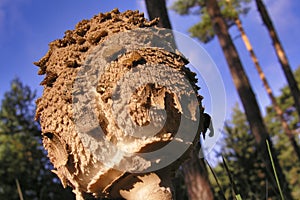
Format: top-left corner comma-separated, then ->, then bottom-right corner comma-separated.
211,104 -> 270,199
172,0 -> 251,43
235,194 -> 242,200
0,79 -> 39,136
171,0 -> 201,15
206,160 -> 227,199
0,78 -> 74,200
221,156 -> 242,199
210,67 -> 300,199
188,11 -> 215,43
264,67 -> 300,199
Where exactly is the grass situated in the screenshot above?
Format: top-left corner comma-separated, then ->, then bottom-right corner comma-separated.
206,159 -> 227,200
206,144 -> 289,200
222,156 -> 243,200
206,157 -> 243,200
15,178 -> 24,200
266,139 -> 285,200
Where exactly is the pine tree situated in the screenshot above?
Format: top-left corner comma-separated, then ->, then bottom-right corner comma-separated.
212,104 -> 275,199
255,0 -> 300,120
172,1 -> 294,198
265,67 -> 300,198
172,2 -> 300,160
206,1 -> 291,196
233,13 -> 300,161
0,78 -> 74,200
172,0 -> 251,43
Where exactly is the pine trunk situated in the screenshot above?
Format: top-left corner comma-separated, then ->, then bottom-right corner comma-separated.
145,0 -> 172,29
205,0 -> 293,199
235,18 -> 300,161
255,0 -> 300,119
181,150 -> 214,200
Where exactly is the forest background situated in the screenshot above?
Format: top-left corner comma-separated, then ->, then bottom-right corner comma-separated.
0,0 -> 299,199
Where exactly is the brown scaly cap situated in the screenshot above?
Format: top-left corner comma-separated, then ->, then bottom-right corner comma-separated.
35,9 -> 203,199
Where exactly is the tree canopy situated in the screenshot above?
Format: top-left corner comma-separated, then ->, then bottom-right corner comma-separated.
172,0 -> 251,43
211,67 -> 300,199
0,78 -> 74,200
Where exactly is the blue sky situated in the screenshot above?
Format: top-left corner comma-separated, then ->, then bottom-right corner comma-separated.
0,0 -> 300,121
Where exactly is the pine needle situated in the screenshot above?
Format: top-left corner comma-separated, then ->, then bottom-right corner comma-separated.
222,155 -> 243,200
205,159 -> 227,200
266,140 -> 285,200
15,179 -> 24,200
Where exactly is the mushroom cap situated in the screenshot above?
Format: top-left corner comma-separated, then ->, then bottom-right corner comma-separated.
35,9 -> 203,199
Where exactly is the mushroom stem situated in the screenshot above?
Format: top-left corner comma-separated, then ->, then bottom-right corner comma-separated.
120,173 -> 173,200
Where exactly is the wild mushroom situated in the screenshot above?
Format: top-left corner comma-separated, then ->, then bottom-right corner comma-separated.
35,9 -> 205,200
